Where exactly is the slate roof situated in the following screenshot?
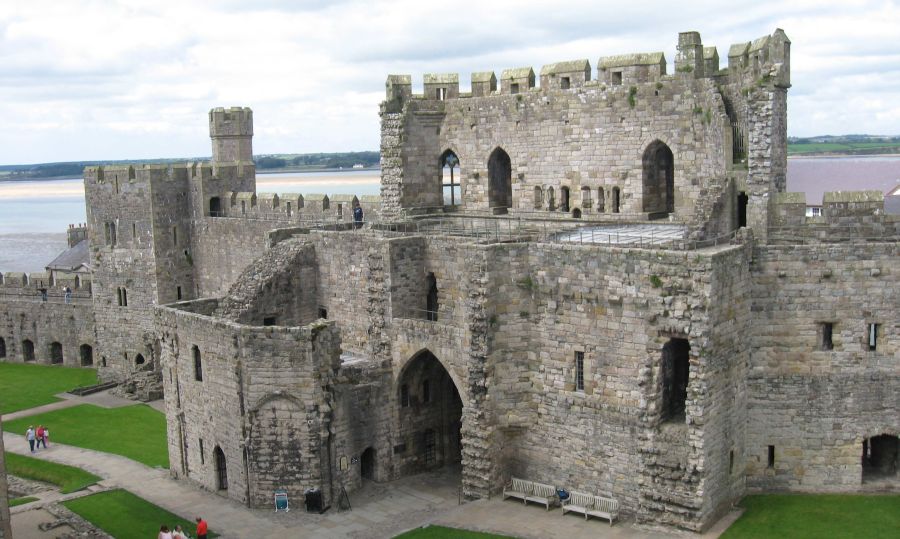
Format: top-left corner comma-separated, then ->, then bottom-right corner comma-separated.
46,239 -> 91,272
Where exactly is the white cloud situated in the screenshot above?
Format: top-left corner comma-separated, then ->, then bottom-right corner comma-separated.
1,0 -> 898,162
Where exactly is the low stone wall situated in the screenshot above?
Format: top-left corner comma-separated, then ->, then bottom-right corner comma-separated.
0,296 -> 96,367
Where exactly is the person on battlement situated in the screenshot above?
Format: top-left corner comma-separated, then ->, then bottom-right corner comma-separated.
353,201 -> 363,229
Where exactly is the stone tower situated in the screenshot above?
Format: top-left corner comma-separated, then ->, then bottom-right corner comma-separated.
209,107 -> 254,163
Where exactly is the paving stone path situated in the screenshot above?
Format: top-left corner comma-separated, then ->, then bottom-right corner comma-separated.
3,397 -> 738,538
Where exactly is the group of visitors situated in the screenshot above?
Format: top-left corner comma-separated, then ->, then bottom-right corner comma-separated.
24,425 -> 50,453
158,516 -> 207,539
36,286 -> 72,303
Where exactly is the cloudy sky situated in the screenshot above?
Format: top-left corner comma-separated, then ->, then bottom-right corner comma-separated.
1,0 -> 899,164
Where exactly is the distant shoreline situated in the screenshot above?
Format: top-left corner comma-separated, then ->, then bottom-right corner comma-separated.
0,166 -> 382,183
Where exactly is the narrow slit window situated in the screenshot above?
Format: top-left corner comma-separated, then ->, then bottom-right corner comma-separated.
729,450 -> 735,474
767,445 -> 775,468
821,322 -> 833,350
199,438 -> 205,465
575,351 -> 585,392
176,286 -> 183,300
868,323 -> 879,351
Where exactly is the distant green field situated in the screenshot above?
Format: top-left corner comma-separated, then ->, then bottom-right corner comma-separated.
788,142 -> 900,155
0,362 -> 98,415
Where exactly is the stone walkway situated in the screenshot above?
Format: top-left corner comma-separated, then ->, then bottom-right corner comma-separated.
1,389 -> 140,422
3,398 -> 740,538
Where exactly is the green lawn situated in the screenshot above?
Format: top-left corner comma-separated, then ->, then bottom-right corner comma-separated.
64,489 -> 217,539
788,142 -> 900,155
394,526 -> 514,539
4,404 -> 168,468
9,496 -> 39,507
0,362 -> 98,415
5,452 -> 100,493
722,494 -> 900,539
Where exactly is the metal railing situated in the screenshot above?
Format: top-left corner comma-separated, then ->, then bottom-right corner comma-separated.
0,289 -> 92,305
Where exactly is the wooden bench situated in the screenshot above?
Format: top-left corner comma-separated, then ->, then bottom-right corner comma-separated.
502,477 -> 558,510
561,490 -> 619,525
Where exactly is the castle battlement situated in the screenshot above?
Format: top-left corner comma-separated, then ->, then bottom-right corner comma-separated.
384,29 -> 789,104
770,190 -> 900,243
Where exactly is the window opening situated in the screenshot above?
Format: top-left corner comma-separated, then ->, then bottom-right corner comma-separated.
286,201 -> 292,217
768,445 -> 775,468
337,203 -> 343,219
560,76 -> 570,89
177,286 -> 183,300
263,317 -> 276,326
135,354 -> 145,365
441,150 -> 461,206
729,450 -> 735,474
533,186 -> 542,209
612,71 -> 623,85
241,200 -> 246,215
575,351 -> 585,391
0,337 -> 6,358
821,322 -> 834,350
132,223 -> 136,243
172,226 -> 178,246
612,187 -> 621,213
193,345 -> 203,381
80,344 -> 93,366
661,338 -> 690,423
400,384 -> 410,407
199,439 -> 205,465
436,87 -> 447,100
642,140 -> 675,214
510,83 -> 520,94
426,273 -> 438,322
560,186 -> 570,212
209,197 -> 222,217
597,187 -> 605,212
868,323 -> 879,351
318,307 -> 328,319
862,434 -> 898,482
487,148 -> 512,210
737,192 -> 748,228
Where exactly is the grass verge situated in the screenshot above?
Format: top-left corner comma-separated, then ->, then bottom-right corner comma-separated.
394,525 -> 515,538
0,362 -> 97,415
64,489 -> 217,539
721,494 -> 900,538
9,496 -> 39,507
5,451 -> 100,493
4,404 -> 168,468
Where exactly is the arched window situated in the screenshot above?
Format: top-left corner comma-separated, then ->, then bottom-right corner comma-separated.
560,186 -> 570,212
612,187 -> 621,213
80,344 -> 93,366
547,187 -> 555,211
0,337 -> 6,358
487,148 -> 512,210
440,150 -> 461,206
426,273 -> 438,322
50,342 -> 64,364
597,187 -> 605,213
22,339 -> 35,362
642,140 -> 674,214
193,345 -> 203,382
533,186 -> 543,209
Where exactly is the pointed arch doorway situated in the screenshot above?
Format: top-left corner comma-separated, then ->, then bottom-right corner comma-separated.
396,350 -> 463,476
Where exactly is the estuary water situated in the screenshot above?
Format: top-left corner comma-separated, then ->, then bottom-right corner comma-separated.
1,159 -> 898,272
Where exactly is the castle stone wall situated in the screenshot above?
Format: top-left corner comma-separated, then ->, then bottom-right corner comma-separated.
0,296 -> 95,366
747,242 -> 899,490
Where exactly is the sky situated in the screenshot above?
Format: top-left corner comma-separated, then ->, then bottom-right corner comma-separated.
1,0 -> 899,164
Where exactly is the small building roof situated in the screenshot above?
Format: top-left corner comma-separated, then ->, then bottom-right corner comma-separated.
500,67 -> 535,80
305,193 -> 328,201
360,195 -> 381,203
540,59 -> 590,76
728,42 -> 750,58
46,239 -> 91,272
423,73 -> 459,84
703,46 -> 718,60
823,190 -> 883,203
598,52 -> 665,69
471,71 -> 496,83
331,194 -> 358,203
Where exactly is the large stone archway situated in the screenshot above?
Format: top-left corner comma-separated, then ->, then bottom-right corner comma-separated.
395,350 -> 463,477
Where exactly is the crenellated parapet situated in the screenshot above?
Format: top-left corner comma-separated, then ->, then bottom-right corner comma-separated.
206,190 -> 378,224
770,190 -> 900,243
726,28 -> 790,88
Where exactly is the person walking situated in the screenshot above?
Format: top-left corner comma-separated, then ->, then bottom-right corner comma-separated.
195,516 -> 207,539
172,525 -> 189,539
36,425 -> 45,449
158,524 -> 173,539
42,426 -> 50,448
26,426 -> 36,453
64,286 -> 72,304
39,287 -> 48,302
